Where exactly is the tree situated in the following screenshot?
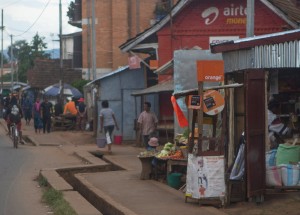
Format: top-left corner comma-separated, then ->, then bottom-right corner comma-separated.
67,1 -> 75,21
7,33 -> 50,82
72,79 -> 89,93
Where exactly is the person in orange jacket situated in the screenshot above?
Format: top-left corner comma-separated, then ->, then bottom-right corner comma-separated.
63,97 -> 78,124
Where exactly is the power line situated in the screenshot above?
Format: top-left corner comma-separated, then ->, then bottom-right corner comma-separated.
0,0 -> 24,9
13,0 -> 52,37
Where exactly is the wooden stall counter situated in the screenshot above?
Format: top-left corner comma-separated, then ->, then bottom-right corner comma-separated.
138,156 -> 154,180
167,159 -> 187,175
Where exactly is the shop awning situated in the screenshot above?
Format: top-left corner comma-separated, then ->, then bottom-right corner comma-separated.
131,80 -> 173,96
173,83 -> 243,98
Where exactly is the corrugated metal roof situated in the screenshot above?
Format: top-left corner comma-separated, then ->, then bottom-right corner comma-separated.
211,29 -> 300,53
131,80 -> 173,96
85,66 -> 129,86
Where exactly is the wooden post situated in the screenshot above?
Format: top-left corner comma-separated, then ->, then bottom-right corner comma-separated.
197,81 -> 204,155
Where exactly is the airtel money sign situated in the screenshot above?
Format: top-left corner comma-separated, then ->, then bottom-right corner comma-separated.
197,60 -> 224,82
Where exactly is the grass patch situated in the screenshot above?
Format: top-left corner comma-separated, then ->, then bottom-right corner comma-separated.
38,175 -> 77,215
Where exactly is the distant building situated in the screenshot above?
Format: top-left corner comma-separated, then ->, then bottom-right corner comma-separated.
68,0 -> 177,80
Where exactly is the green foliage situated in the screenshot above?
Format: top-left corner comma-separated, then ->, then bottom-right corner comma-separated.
1,73 -> 11,82
42,188 -> 77,215
67,1 -> 76,21
182,128 -> 190,139
154,1 -> 170,15
38,175 -> 48,187
7,33 -> 50,82
71,79 -> 89,93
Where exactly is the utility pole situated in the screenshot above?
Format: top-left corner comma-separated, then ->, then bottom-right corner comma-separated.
91,0 -> 96,80
59,0 -> 64,101
10,34 -> 13,92
1,9 -> 4,94
246,0 -> 255,37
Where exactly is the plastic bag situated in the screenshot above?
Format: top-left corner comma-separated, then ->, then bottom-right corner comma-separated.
106,132 -> 112,144
85,123 -> 90,131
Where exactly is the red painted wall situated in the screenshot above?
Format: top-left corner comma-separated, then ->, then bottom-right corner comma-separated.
157,0 -> 292,83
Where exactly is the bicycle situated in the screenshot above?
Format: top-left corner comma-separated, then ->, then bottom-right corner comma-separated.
10,122 -> 19,149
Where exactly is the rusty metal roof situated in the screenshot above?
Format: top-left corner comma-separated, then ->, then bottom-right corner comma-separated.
131,80 -> 173,96
266,0 -> 300,24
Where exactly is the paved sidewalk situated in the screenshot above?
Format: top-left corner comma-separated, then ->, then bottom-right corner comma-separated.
11,120 -> 226,215
2,119 -> 299,215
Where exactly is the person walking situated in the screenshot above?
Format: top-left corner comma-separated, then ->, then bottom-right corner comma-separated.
40,97 -> 53,133
76,97 -> 87,131
32,98 -> 43,134
23,96 -> 33,125
137,102 -> 158,148
99,100 -> 119,154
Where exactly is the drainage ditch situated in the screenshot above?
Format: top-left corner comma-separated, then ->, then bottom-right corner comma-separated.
56,151 -> 127,215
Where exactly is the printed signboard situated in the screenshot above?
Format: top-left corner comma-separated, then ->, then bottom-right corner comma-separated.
186,155 -> 225,199
188,95 -> 201,109
197,60 -> 224,82
203,90 -> 225,115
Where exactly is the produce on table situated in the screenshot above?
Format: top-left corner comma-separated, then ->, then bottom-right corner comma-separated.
169,150 -> 184,160
175,134 -> 188,145
156,142 -> 182,159
138,150 -> 157,157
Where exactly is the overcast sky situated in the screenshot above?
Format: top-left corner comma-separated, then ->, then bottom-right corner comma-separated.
0,0 -> 79,50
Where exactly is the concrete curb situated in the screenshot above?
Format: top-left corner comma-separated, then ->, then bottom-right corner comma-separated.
75,173 -> 139,215
40,168 -> 103,215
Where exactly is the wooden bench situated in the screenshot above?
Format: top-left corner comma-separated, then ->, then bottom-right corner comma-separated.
52,115 -> 76,131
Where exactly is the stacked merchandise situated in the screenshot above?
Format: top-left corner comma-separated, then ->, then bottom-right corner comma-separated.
266,143 -> 300,187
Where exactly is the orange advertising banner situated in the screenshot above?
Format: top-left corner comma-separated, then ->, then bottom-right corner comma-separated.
197,60 -> 224,82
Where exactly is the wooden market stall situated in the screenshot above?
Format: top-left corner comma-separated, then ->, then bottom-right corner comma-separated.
210,29 -> 300,204
171,60 -> 245,206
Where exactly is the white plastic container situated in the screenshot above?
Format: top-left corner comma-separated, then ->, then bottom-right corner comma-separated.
280,164 -> 299,186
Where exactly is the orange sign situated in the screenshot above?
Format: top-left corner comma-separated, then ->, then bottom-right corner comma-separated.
203,90 -> 225,115
197,60 -> 224,82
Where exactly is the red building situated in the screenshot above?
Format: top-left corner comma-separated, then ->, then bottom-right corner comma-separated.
121,0 -> 298,80
120,0 -> 299,135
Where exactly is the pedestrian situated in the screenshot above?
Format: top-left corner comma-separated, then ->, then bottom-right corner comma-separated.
23,96 -> 33,125
32,98 -> 43,134
76,97 -> 87,131
99,100 -> 119,154
137,102 -> 158,148
54,99 -> 63,117
40,97 -> 53,133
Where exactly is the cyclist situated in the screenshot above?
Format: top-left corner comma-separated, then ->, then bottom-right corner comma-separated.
8,103 -> 24,144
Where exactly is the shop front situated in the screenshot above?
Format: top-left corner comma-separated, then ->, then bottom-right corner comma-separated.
211,29 -> 300,203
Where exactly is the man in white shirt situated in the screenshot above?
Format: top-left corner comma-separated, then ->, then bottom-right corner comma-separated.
137,102 -> 158,148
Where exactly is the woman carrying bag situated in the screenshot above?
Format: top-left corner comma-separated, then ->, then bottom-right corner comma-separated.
99,100 -> 119,154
